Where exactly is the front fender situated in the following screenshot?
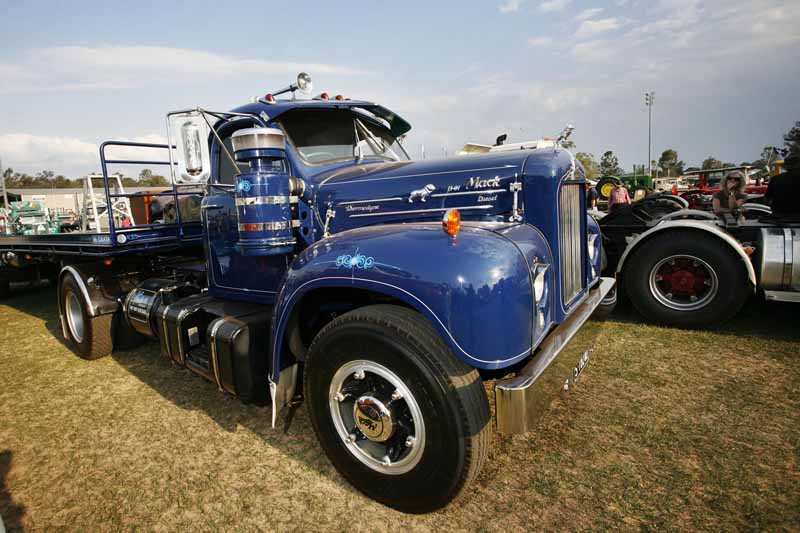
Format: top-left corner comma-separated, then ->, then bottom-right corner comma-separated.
271,223 -> 536,376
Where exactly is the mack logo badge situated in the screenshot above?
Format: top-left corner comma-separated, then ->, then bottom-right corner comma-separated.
466,175 -> 501,189
237,180 -> 252,193
358,416 -> 378,432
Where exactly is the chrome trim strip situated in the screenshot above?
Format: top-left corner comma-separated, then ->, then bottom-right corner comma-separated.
235,195 -> 297,206
430,189 -> 506,198
161,304 -> 173,361
209,318 -> 225,392
238,220 -> 300,231
348,205 -> 493,218
175,309 -> 190,365
339,197 -> 403,205
320,165 -> 519,187
764,290 -> 800,303
783,228 -> 793,287
495,277 -> 615,434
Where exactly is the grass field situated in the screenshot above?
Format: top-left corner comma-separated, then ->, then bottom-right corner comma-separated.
1,284 -> 798,531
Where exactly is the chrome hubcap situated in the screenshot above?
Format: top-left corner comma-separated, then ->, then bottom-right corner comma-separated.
649,254 -> 719,311
329,360 -> 425,475
65,291 -> 85,343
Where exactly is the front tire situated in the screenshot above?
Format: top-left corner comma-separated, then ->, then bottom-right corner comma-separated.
304,304 -> 490,513
624,230 -> 750,327
59,273 -> 114,359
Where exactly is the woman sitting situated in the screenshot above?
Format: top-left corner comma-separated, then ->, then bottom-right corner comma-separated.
712,170 -> 747,215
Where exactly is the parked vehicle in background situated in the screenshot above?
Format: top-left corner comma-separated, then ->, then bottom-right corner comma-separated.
596,173 -> 653,205
0,74 -> 613,513
599,198 -> 799,327
680,166 -> 765,210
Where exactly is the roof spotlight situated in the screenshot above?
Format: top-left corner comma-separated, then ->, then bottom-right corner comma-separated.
269,72 -> 314,99
296,72 -> 313,95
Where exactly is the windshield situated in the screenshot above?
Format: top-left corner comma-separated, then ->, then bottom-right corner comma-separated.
278,108 -> 409,165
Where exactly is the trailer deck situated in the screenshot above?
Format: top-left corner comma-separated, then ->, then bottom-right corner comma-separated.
0,141 -> 204,258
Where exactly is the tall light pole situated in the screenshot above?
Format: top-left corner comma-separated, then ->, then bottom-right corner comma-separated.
644,91 -> 655,177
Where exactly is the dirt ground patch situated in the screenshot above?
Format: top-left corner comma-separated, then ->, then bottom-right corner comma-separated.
1,285 -> 799,531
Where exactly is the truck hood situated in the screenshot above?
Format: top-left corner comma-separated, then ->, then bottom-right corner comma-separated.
314,152 -> 531,233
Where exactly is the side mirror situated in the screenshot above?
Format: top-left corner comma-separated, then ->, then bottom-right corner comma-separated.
167,111 -> 212,184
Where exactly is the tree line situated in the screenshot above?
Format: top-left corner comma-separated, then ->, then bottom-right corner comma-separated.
1,168 -> 169,189
574,121 -> 799,180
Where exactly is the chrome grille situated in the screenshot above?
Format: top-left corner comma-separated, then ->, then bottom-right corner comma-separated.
559,182 -> 584,305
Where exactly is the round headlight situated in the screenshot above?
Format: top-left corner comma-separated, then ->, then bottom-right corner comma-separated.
588,233 -> 599,262
533,263 -> 549,304
296,72 -> 313,95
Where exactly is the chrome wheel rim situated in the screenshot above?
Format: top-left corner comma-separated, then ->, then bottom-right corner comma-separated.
649,254 -> 719,311
328,360 -> 425,475
65,291 -> 85,343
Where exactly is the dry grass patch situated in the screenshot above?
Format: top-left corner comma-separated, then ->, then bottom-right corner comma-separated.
0,285 -> 798,531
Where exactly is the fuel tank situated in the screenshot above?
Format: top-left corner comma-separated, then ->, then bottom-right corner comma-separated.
313,151 -> 532,234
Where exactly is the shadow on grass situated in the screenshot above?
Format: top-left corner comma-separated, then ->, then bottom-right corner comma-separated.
0,285 -> 351,489
0,450 -> 25,532
607,293 -> 800,341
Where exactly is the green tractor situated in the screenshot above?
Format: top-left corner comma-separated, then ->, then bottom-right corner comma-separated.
596,173 -> 653,203
9,201 -> 61,235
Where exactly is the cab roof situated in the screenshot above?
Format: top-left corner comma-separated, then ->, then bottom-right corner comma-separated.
229,99 -> 412,138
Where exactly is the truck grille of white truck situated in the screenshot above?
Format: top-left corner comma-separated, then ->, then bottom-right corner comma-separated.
559,182 -> 584,306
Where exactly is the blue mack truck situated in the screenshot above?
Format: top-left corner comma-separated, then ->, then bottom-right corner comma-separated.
1,74 -> 615,513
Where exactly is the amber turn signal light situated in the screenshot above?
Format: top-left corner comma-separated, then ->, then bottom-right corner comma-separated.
442,208 -> 461,237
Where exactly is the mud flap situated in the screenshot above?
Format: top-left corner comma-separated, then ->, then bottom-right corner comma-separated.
270,363 -> 299,428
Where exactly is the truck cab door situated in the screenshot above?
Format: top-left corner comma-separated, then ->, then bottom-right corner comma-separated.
202,135 -> 287,303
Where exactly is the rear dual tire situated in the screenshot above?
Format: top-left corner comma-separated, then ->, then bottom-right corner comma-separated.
59,273 -> 114,359
304,304 -> 491,513
624,231 -> 750,327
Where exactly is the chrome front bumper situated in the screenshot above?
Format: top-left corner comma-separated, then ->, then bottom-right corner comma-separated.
495,277 -> 615,434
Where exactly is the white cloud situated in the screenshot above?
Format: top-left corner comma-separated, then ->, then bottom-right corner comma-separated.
0,46 -> 367,95
499,0 -> 524,13
575,7 -> 604,20
0,134 -> 97,171
576,17 -> 622,38
0,133 -> 171,177
527,36 -> 554,47
539,0 -> 571,13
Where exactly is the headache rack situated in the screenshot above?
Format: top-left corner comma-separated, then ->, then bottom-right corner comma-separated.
0,141 -> 204,256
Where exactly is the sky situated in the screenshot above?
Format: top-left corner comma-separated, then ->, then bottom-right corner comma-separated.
0,0 -> 798,178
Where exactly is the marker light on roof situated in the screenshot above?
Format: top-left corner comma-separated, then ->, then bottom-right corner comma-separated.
264,93 -> 276,103
320,92 -> 329,100
335,94 -> 344,101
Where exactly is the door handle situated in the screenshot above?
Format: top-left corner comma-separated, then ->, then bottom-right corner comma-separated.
201,204 -> 223,210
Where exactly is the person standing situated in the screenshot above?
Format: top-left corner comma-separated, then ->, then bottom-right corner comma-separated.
585,182 -> 599,210
607,179 -> 631,212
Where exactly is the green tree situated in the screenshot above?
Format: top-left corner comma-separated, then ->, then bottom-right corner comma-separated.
575,152 -> 600,180
783,121 -> 800,172
701,157 -> 725,170
657,149 -> 684,177
599,150 -> 622,176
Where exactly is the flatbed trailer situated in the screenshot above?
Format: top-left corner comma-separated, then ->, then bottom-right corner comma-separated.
0,141 -> 205,297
